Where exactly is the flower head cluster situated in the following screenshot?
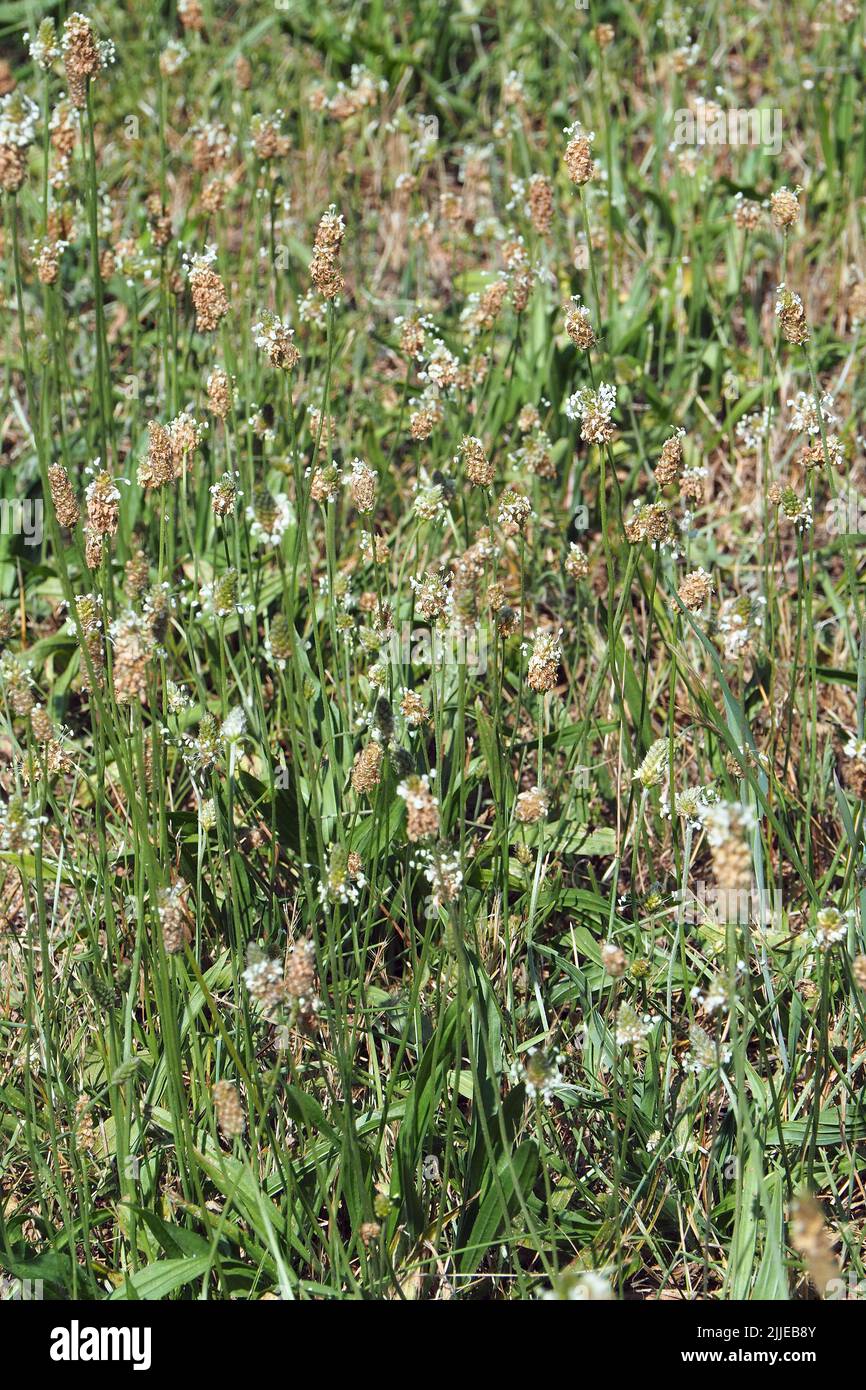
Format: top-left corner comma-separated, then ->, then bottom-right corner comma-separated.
346,457 -> 377,513
540,1271 -> 613,1302
221,706 -> 247,745
778,486 -> 813,532
412,844 -> 463,915
770,185 -> 800,229
212,1080 -> 244,1139
666,783 -> 718,829
315,65 -> 387,122
411,570 -> 452,623
703,800 -> 756,848
422,340 -> 460,391
242,943 -> 286,1016
138,415 -> 204,488
210,470 -> 241,521
185,245 -> 229,332
157,880 -> 191,954
563,121 -> 597,185
775,283 -> 809,345
207,367 -> 235,420
159,40 -> 188,77
0,92 -> 39,148
197,569 -> 245,621
626,500 -> 676,552
0,92 -> 40,191
812,905 -> 850,953
787,390 -> 837,438
615,1002 -> 659,1048
190,120 -> 235,173
247,488 -> 292,547
691,967 -> 743,1017
677,568 -> 713,612
732,192 -> 761,231
61,13 -> 115,108
735,407 -> 771,452
318,845 -> 366,906
514,786 -> 549,824
565,382 -> 617,443
716,593 -> 766,661
565,542 -> 589,580
0,794 -> 46,853
109,611 -> 150,706
252,311 -> 300,370
497,488 -> 533,536
410,477 -> 447,522
633,737 -> 671,790
25,19 -> 61,70
655,428 -> 685,487
458,435 -> 494,487
684,1024 -> 730,1073
397,773 -> 440,842
250,110 -> 290,161
509,1047 -> 564,1103
310,204 -> 345,301
527,628 -> 562,693
563,296 -> 595,349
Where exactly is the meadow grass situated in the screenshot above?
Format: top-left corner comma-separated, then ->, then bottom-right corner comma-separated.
0,0 -> 865,1302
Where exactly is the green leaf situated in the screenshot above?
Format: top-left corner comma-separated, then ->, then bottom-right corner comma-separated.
459,1140 -> 539,1275
110,1255 -> 214,1301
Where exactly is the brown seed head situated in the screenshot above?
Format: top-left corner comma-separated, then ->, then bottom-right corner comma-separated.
564,543 -> 589,580
48,463 -> 80,529
677,568 -> 713,612
207,367 -> 233,419
0,144 -> 26,192
399,775 -> 440,842
527,174 -> 554,235
178,0 -> 205,32
527,629 -> 562,693
235,55 -> 252,90
62,14 -> 103,107
212,1080 -> 245,1139
110,613 -> 149,705
351,741 -> 383,794
563,299 -> 595,349
124,549 -> 150,598
138,421 -> 175,489
655,431 -> 685,486
189,261 -> 229,332
770,185 -> 800,229
86,470 -> 120,537
733,196 -> 761,231
564,131 -> 595,186
459,435 -> 494,487
514,785 -> 548,824
310,247 -> 344,301
349,459 -> 377,512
